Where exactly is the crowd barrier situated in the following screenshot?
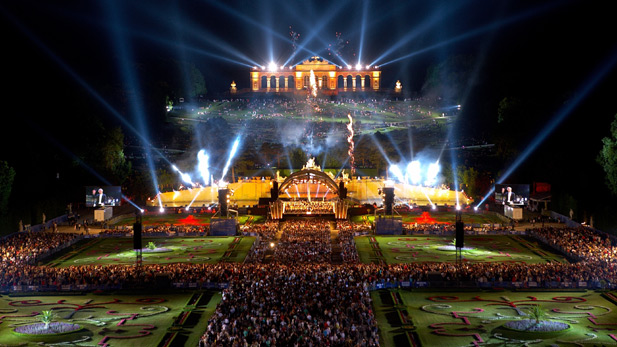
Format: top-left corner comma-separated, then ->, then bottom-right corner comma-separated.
32,236 -> 86,265
3,279 -> 613,294
98,231 -> 208,238
527,230 -> 583,262
368,279 -> 615,290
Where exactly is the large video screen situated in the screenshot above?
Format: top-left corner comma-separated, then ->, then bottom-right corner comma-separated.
85,186 -> 122,207
494,184 -> 529,206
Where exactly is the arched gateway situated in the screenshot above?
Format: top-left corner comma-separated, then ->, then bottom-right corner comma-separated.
269,160 -> 348,220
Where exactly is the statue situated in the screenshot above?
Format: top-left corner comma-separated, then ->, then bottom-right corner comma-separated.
395,80 -> 402,93
302,157 -> 321,171
230,80 -> 237,94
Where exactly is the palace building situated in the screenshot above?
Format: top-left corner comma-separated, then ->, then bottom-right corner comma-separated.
250,56 -> 381,94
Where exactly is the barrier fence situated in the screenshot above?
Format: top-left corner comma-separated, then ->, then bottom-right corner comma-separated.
3,278 -> 613,294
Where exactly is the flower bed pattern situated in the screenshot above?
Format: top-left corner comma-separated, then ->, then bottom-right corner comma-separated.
357,234 -> 567,264
13,322 -> 81,335
503,319 -> 569,332
378,289 -> 617,346
46,237 -> 252,266
0,293 -> 217,347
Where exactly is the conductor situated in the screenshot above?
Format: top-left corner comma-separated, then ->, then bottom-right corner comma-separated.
94,188 -> 108,207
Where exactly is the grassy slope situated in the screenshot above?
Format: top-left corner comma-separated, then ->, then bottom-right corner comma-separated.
47,237 -> 254,267
355,235 -> 567,265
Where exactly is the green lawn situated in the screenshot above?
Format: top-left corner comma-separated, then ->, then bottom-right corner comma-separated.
111,214 -> 213,227
352,212 -> 506,226
372,289 -> 617,347
110,214 -> 266,227
0,291 -> 221,347
47,236 -> 255,267
356,235 -> 567,264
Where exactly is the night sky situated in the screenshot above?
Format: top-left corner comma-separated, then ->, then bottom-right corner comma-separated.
2,0 -> 617,226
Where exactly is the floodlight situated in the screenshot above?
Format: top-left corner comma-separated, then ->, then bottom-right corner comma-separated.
389,164 -> 404,182
407,161 -> 421,185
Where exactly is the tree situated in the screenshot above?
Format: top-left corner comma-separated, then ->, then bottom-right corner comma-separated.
0,161 -> 16,214
235,149 -> 256,176
494,96 -> 524,162
525,305 -> 549,324
354,132 -> 398,177
421,55 -> 476,103
39,310 -> 55,330
156,168 -> 176,191
289,147 -> 308,169
598,113 -> 617,195
258,142 -> 283,167
188,63 -> 207,98
100,126 -> 131,185
458,166 -> 480,200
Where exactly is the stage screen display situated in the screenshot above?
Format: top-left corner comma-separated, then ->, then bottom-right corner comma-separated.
86,186 -> 122,207
494,184 -> 529,206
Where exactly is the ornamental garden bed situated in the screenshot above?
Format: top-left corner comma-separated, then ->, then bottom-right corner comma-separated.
0,292 -> 221,346
372,289 -> 617,346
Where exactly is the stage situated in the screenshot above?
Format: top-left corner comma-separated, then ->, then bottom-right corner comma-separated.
150,177 -> 471,208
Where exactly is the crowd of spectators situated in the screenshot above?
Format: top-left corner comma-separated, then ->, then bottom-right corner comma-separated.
200,263 -> 379,347
0,231 -> 80,266
3,255 -> 616,291
5,221 -> 617,347
336,221 -> 366,263
241,221 -> 279,263
338,228 -> 359,263
240,220 -> 279,239
336,220 -> 371,234
529,226 -> 616,263
273,220 -> 332,263
99,224 -> 209,237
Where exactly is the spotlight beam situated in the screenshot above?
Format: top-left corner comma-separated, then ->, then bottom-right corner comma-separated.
197,150 -> 210,186
280,0 -> 352,66
370,2 -> 464,66
104,0 -> 161,205
368,133 -> 393,167
357,0 -> 369,65
220,137 -> 241,182
379,1 -> 561,67
186,188 -> 204,210
25,118 -> 144,211
201,0 -> 322,61
0,5 -> 178,170
133,29 -> 255,67
476,48 -> 617,207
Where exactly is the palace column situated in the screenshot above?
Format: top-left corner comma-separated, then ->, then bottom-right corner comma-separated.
295,71 -> 303,90
251,71 -> 260,91
352,77 -> 356,88
372,71 -> 381,90
284,76 -> 289,89
361,76 -> 366,88
343,77 -> 347,88
275,76 -> 280,89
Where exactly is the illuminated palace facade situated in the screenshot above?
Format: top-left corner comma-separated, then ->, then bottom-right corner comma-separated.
250,56 -> 381,94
